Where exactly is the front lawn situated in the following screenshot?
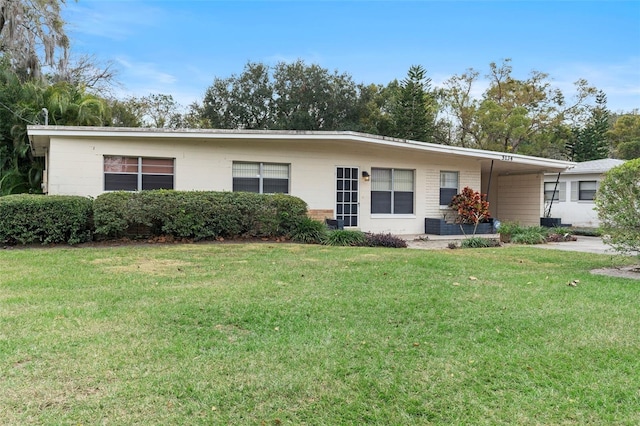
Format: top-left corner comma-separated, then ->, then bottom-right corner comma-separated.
1,243 -> 638,424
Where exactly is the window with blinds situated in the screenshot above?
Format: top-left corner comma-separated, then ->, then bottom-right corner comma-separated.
232,162 -> 289,194
371,168 -> 414,214
104,156 -> 174,191
440,171 -> 459,206
578,180 -> 597,201
544,181 -> 566,202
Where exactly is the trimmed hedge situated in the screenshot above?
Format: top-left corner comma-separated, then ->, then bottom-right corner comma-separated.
0,194 -> 93,245
0,191 -> 409,249
93,190 -> 308,240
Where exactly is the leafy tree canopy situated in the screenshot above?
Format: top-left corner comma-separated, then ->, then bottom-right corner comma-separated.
441,59 -> 600,156
0,0 -> 71,80
0,60 -> 109,195
392,65 -> 437,142
198,60 -> 361,131
567,91 -> 610,161
608,112 -> 640,159
595,158 -> 640,255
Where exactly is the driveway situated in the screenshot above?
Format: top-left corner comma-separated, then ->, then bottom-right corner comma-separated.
405,234 -> 623,255
528,236 -> 617,255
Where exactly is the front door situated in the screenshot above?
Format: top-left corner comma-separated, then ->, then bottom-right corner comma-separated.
336,167 -> 359,227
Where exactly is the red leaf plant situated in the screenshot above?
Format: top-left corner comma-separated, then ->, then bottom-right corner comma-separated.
448,187 -> 491,236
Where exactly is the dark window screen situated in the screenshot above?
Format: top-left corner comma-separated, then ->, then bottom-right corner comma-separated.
105,174 -> 137,191
394,192 -> 414,214
263,178 -> 288,194
142,175 -> 173,190
371,191 -> 392,214
440,188 -> 458,206
233,178 -> 260,193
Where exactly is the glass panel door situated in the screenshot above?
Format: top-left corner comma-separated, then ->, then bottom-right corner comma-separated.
336,167 -> 359,227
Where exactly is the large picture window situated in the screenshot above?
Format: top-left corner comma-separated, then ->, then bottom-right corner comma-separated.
371,168 -> 414,214
440,171 -> 459,206
104,156 -> 174,191
232,162 -> 289,194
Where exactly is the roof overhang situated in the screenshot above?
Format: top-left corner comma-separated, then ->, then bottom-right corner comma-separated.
27,126 -> 575,175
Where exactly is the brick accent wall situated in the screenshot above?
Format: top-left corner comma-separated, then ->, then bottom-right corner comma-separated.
308,209 -> 334,221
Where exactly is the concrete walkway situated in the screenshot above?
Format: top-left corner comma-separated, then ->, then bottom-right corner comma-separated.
403,234 -> 619,255
529,235 -> 617,255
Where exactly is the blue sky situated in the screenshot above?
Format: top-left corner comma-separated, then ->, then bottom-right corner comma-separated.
63,0 -> 640,113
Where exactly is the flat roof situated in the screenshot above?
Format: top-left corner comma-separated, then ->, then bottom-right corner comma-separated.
27,126 -> 575,175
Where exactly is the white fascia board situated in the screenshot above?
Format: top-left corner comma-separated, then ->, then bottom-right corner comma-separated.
26,126 -> 575,171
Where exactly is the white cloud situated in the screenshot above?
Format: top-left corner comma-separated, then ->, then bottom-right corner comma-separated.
63,1 -> 165,41
117,57 -> 176,85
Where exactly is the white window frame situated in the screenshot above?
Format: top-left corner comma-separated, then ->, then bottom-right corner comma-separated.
232,162 -> 290,194
570,180 -> 598,202
371,168 -> 415,215
578,180 -> 597,201
103,156 -> 174,191
440,171 -> 459,207
544,181 -> 566,202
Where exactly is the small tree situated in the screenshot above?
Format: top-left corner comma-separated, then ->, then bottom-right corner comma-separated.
449,186 -> 491,236
595,159 -> 640,255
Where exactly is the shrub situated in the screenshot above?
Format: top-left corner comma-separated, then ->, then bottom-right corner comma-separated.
267,193 -> 308,235
365,232 -> 407,248
289,217 -> 327,244
567,227 -> 601,237
93,191 -> 134,238
496,221 -> 525,237
322,230 -> 367,246
595,158 -> 640,255
449,187 -> 491,236
460,237 -> 499,248
509,227 -> 548,245
0,194 -> 93,245
93,190 -> 308,241
498,222 -> 551,245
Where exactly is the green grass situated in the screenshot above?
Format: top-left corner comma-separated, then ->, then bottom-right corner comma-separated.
1,243 -> 639,425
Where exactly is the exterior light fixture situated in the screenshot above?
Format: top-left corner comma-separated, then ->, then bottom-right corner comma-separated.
362,171 -> 370,181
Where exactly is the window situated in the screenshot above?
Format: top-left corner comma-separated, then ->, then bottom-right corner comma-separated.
371,168 -> 414,214
232,162 -> 289,194
104,156 -> 174,191
440,171 -> 459,206
544,182 -> 566,202
578,180 -> 597,201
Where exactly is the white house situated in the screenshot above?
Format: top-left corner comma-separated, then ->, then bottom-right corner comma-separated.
544,158 -> 625,228
27,126 -> 574,235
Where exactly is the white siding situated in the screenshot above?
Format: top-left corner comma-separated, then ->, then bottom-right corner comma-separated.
45,136 -> 484,235
496,174 -> 543,226
544,173 -> 602,227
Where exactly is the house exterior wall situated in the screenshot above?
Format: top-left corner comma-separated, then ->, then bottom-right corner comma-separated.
544,173 -> 601,227
495,173 -> 543,226
481,170 -> 499,219
45,136 -> 484,234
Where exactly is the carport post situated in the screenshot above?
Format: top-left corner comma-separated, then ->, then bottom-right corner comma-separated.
485,160 -> 494,203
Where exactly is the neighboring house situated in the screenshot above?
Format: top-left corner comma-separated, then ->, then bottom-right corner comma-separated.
544,158 -> 625,228
27,126 -> 574,235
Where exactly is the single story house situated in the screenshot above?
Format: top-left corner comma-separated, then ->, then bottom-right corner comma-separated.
27,126 -> 574,235
544,158 -> 625,228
